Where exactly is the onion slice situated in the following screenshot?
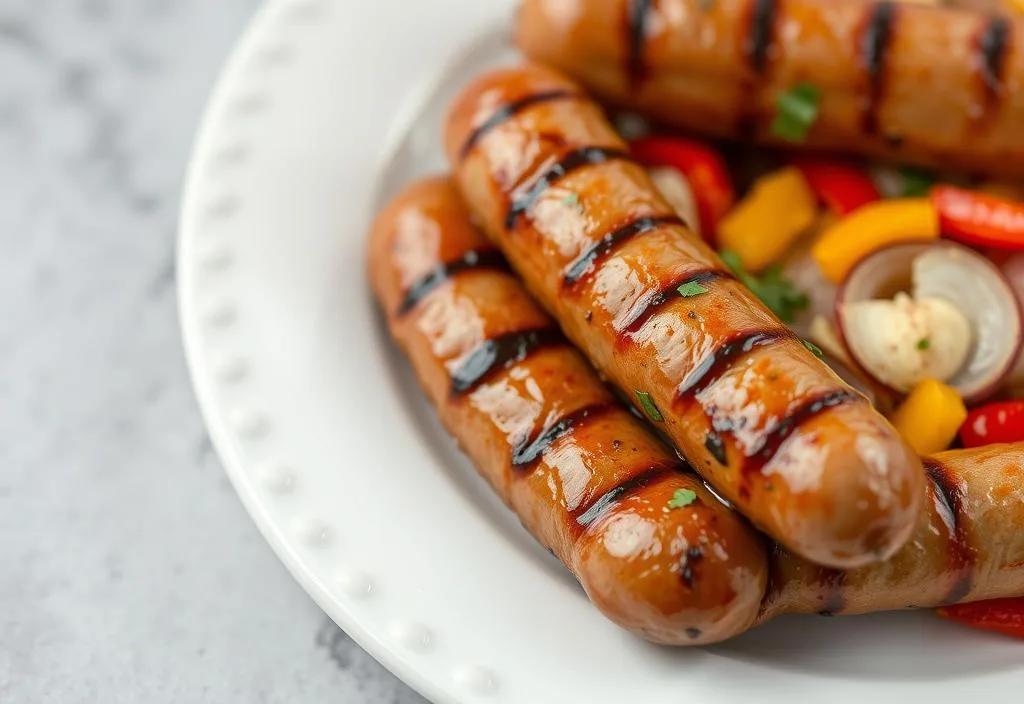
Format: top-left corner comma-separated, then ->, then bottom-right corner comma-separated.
835,242 -> 1022,403
1000,253 -> 1024,394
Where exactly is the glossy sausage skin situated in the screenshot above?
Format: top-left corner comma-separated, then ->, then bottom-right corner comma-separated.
766,443 -> 1024,618
368,178 -> 1024,641
516,0 -> 1024,179
445,64 -> 924,569
367,176 -> 769,645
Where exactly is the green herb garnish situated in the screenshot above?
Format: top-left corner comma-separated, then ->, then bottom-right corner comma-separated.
899,167 -> 934,198
802,339 -> 824,358
771,83 -> 821,143
636,391 -> 664,422
721,250 -> 809,323
917,338 -> 931,350
668,488 -> 699,509
677,281 -> 709,298
562,192 -> 580,209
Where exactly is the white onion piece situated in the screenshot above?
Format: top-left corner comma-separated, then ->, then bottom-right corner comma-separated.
1001,252 -> 1024,392
809,315 -> 877,405
913,245 -> 1022,401
613,112 -> 651,140
810,315 -> 848,362
782,238 -> 836,338
868,164 -> 906,199
836,242 -> 1022,402
841,293 -> 971,392
649,167 -> 701,239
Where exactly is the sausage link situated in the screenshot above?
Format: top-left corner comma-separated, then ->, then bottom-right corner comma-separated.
764,444 -> 1024,618
368,178 -> 1024,639
367,176 -> 769,645
444,64 -> 924,569
516,0 -> 1024,179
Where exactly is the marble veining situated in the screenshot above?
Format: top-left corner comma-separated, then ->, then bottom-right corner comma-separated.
0,1 -> 425,701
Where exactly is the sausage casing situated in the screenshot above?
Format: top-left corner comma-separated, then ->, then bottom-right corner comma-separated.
368,178 -> 1024,640
516,0 -> 1024,179
444,64 -> 925,569
766,444 -> 1024,618
367,176 -> 769,645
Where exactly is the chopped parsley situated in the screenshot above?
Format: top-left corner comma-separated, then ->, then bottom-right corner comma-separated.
802,339 -> 824,358
668,488 -> 699,509
771,83 -> 821,143
899,167 -> 934,198
721,250 -> 809,323
635,391 -> 664,422
677,281 -> 709,298
561,192 -> 580,209
917,338 -> 931,351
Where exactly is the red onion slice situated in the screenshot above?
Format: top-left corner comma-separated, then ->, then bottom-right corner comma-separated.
836,242 -> 1022,403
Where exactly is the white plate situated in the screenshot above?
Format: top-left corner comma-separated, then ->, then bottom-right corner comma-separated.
178,1 -> 1024,702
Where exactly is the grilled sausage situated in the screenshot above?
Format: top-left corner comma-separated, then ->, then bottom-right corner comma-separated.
444,64 -> 925,569
516,0 -> 1024,179
764,443 -> 1024,618
368,177 -> 1024,641
367,176 -> 769,645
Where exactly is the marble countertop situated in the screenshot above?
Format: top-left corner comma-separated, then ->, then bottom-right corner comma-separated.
0,1 -> 424,701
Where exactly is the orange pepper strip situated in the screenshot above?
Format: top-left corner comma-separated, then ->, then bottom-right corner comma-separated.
812,198 -> 938,283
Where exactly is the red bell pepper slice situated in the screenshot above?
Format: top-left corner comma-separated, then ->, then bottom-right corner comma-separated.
792,159 -> 880,216
932,185 -> 1024,251
959,400 -> 1024,447
937,598 -> 1024,639
629,136 -> 734,244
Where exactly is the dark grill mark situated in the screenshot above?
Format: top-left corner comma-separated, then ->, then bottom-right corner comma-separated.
924,459 -> 975,605
818,568 -> 847,616
459,90 -> 578,159
705,431 -> 727,465
506,147 -> 636,229
745,0 -> 778,75
859,1 -> 897,135
450,327 -> 564,394
743,390 -> 861,475
975,16 -> 1011,123
760,542 -> 790,613
573,463 -> 678,529
396,249 -> 508,316
620,269 -> 733,335
563,215 -> 684,287
680,545 -> 705,588
676,329 -> 790,399
735,0 -> 779,137
625,0 -> 654,90
512,402 -> 615,470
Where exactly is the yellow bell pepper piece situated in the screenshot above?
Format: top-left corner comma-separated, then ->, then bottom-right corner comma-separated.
890,379 -> 968,456
811,198 -> 938,283
717,167 -> 817,272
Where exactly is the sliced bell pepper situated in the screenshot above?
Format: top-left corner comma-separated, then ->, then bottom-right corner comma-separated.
793,160 -> 880,215
937,598 -> 1024,639
1004,0 -> 1024,16
932,185 -> 1024,251
890,379 -> 967,456
629,136 -> 734,244
959,400 -> 1024,447
717,167 -> 818,273
811,198 -> 939,283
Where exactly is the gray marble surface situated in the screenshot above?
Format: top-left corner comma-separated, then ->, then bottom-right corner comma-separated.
0,1 -> 424,701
